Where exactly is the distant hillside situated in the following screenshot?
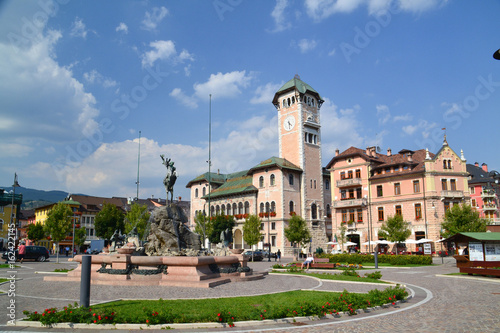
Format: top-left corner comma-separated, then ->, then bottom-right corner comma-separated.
1,186 -> 77,209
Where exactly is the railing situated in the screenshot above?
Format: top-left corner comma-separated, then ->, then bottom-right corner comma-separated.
336,178 -> 362,187
333,198 -> 367,208
483,204 -> 498,211
486,218 -> 500,225
441,190 -> 464,198
481,190 -> 496,198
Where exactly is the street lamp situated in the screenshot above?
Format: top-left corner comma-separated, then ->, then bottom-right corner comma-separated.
267,207 -> 271,262
11,174 -> 20,242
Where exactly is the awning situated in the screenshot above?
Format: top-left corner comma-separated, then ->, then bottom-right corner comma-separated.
443,232 -> 500,244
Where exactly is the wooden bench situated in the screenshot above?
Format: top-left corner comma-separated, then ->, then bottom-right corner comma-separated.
293,258 -> 336,269
458,260 -> 500,277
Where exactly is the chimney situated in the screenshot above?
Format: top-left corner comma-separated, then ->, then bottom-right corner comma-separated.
335,148 -> 339,156
371,148 -> 377,157
366,147 -> 370,156
387,148 -> 392,157
482,163 -> 488,172
217,169 -> 220,175
407,153 -> 413,163
475,162 -> 479,167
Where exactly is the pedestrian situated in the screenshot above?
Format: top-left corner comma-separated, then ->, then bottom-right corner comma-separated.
18,241 -> 26,263
65,246 -> 70,257
463,246 -> 469,256
277,249 -> 281,262
301,253 -> 314,271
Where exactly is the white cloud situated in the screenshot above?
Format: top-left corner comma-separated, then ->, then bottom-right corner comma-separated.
376,104 -> 391,125
402,124 -> 418,135
83,69 -> 117,88
270,0 -> 292,32
250,82 -> 283,104
70,17 -> 88,39
402,119 -> 437,136
193,71 -> 253,100
305,0 -> 449,22
296,39 -> 318,53
141,6 -> 168,31
141,40 -> 176,67
320,99 -> 364,157
0,29 -> 100,142
115,22 -> 128,34
170,88 -> 198,109
141,40 -> 194,68
393,113 -> 413,122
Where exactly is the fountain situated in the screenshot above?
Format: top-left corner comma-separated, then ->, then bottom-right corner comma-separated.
45,156 -> 265,288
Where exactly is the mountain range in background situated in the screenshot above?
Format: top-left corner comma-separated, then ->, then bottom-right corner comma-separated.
1,186 -> 77,210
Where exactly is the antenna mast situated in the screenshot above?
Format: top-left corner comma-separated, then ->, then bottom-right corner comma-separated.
136,130 -> 141,200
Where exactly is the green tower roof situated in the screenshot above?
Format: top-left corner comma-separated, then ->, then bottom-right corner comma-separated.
272,75 -> 323,105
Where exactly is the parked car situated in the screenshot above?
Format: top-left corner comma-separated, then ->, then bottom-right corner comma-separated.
243,250 -> 264,261
261,250 -> 277,259
2,246 -> 50,262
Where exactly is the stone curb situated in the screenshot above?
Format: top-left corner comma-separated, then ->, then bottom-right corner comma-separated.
435,274 -> 500,283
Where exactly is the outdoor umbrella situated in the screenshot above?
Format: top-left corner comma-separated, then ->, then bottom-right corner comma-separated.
375,240 -> 393,245
405,239 -> 419,244
344,241 -> 357,246
416,238 -> 433,244
326,241 -> 338,245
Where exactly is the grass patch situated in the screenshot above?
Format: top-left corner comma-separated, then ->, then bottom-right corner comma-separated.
23,287 -> 408,327
0,264 -> 19,269
272,270 -> 387,283
54,268 -> 74,273
0,278 -> 9,284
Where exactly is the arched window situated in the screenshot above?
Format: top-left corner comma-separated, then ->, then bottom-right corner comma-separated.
287,97 -> 291,106
448,160 -> 452,169
227,204 -> 232,215
292,96 -> 295,104
202,187 -> 206,196
210,206 -> 215,216
238,202 -> 244,214
221,204 -> 225,215
232,203 -> 237,215
270,174 -> 275,186
289,201 -> 294,214
216,205 -> 220,214
244,201 -> 250,214
265,202 -> 270,213
289,174 -> 294,185
260,202 -> 265,213
311,204 -> 318,219
259,176 -> 264,188
325,179 -> 330,190
443,160 -> 447,169
271,201 -> 276,213
195,188 -> 198,198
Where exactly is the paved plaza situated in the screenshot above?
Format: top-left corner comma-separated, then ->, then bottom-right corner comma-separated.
1,256 -> 499,332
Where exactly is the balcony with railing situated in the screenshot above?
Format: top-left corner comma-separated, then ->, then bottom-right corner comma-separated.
481,189 -> 497,198
486,218 -> 500,225
441,190 -> 464,199
333,198 -> 367,208
483,203 -> 498,211
336,178 -> 362,187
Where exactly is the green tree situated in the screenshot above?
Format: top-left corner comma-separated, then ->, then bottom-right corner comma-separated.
74,227 -> 87,252
208,215 -> 235,244
441,203 -> 487,238
44,202 -> 73,263
27,222 -> 45,243
124,203 -> 150,240
194,211 -> 213,248
284,215 -> 311,258
338,224 -> 347,251
243,214 -> 262,261
94,203 -> 125,240
378,215 -> 411,253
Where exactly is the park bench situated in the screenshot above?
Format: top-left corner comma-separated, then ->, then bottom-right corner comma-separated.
458,260 -> 500,277
293,257 -> 336,269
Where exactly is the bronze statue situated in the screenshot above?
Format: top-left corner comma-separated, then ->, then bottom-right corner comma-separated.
161,154 -> 177,204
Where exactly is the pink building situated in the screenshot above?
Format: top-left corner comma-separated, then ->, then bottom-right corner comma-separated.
187,76 -> 331,256
326,138 -> 470,253
467,162 -> 499,226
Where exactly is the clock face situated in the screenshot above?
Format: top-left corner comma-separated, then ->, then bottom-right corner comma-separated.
283,115 -> 295,131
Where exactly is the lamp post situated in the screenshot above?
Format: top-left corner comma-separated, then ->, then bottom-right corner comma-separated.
267,207 -> 271,262
11,174 -> 20,243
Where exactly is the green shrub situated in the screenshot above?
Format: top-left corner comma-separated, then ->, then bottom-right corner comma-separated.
364,271 -> 382,280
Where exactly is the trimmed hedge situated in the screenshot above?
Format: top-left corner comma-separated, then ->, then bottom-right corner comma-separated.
318,253 -> 432,266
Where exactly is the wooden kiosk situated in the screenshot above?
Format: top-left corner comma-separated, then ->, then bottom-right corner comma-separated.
445,232 -> 500,277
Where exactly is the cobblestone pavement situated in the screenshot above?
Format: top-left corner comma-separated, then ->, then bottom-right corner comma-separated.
1,256 -> 499,332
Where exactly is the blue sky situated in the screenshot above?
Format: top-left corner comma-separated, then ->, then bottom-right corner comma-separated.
1,0 -> 499,201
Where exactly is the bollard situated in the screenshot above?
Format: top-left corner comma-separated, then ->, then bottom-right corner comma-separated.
374,248 -> 378,269
80,255 -> 91,308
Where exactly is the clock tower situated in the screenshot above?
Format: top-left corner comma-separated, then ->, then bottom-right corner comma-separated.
272,75 -> 327,250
